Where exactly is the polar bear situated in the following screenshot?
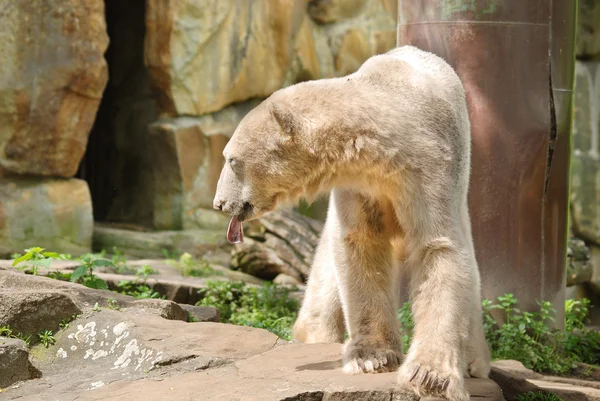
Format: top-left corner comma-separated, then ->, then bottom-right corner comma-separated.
213,45 -> 491,401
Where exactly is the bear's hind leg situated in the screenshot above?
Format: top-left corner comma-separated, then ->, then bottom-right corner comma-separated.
293,208 -> 345,344
460,208 -> 491,378
331,189 -> 403,374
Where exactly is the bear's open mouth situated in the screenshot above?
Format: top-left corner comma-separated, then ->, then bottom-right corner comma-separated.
227,215 -> 244,244
226,202 -> 253,244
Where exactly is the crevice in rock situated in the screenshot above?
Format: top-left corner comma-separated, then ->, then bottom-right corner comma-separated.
155,354 -> 198,367
281,392 -> 324,401
154,355 -> 235,372
76,0 -> 158,228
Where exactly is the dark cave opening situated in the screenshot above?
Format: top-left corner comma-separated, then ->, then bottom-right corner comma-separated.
76,0 -> 158,229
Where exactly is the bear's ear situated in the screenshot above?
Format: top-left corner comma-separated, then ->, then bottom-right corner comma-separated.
269,102 -> 301,137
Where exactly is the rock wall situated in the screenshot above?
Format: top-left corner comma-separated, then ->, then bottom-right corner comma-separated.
569,0 -> 600,306
0,0 -> 109,256
141,0 -> 397,230
0,0 -> 397,255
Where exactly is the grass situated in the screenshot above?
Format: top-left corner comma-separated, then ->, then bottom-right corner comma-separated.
37,330 -> 56,348
0,325 -> 32,347
517,391 -> 564,401
166,252 -> 221,278
196,280 -> 299,340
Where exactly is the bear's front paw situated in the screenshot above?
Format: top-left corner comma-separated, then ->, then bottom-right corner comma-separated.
397,351 -> 468,401
342,337 -> 402,374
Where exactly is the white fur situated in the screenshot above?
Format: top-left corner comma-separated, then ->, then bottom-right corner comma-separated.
213,45 -> 492,401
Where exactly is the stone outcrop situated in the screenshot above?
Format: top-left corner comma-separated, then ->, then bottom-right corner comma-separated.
4,305 -> 504,401
0,0 -> 399,254
0,268 -> 221,325
0,0 -> 108,178
144,0 -> 397,117
577,0 -> 600,60
571,58 -> 600,305
0,338 -> 40,389
568,238 -> 594,286
147,100 -> 261,230
0,178 -> 93,258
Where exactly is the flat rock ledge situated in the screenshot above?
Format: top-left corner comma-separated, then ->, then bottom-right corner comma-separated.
1,270 -> 599,401
5,325 -> 501,401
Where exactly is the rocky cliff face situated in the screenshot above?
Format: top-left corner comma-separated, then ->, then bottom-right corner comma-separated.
570,0 -> 600,309
0,0 -> 397,256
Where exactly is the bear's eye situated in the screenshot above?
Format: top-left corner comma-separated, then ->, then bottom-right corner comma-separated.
229,158 -> 237,168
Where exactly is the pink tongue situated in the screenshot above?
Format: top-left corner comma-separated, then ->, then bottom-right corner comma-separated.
227,216 -> 244,244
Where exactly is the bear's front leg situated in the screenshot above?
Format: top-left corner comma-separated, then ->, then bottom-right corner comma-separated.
396,236 -> 472,401
331,189 -> 403,374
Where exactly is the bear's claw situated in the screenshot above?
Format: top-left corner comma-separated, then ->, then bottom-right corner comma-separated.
342,339 -> 402,374
398,360 -> 469,401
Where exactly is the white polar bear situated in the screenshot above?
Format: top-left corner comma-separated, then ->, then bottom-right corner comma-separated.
213,45 -> 491,401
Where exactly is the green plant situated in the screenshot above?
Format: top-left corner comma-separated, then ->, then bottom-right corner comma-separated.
113,263 -> 163,299
0,325 -> 32,347
197,280 -> 300,340
399,294 -> 599,375
38,330 -> 56,348
483,294 -> 569,373
115,280 -> 164,299
70,255 -> 113,290
136,264 -> 158,280
59,314 -> 79,330
562,299 -> 600,366
47,271 -> 72,281
397,302 -> 414,352
107,298 -> 121,310
484,295 -> 600,374
12,247 -> 70,275
516,391 -> 563,401
168,253 -> 219,278
162,248 -> 182,260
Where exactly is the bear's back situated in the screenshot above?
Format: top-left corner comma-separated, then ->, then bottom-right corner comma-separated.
355,45 -> 466,106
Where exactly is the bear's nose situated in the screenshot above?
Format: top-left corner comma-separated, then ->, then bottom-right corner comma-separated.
213,198 -> 225,211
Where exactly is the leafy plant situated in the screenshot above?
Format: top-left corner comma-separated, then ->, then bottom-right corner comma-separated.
37,330 -> 56,348
0,325 -> 32,347
59,314 -> 79,330
70,255 -> 113,290
162,247 -> 182,260
12,247 -> 70,275
168,253 -> 219,278
398,302 -> 414,352
562,299 -> 600,366
113,263 -> 163,299
197,280 -> 300,340
517,391 -> 563,401
115,281 -> 163,299
107,298 -> 121,310
188,313 -> 200,323
46,271 -> 72,281
136,264 -> 158,280
482,294 -> 570,373
482,295 -> 599,374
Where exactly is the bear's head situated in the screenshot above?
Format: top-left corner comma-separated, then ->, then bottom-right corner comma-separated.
213,99 -> 318,243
